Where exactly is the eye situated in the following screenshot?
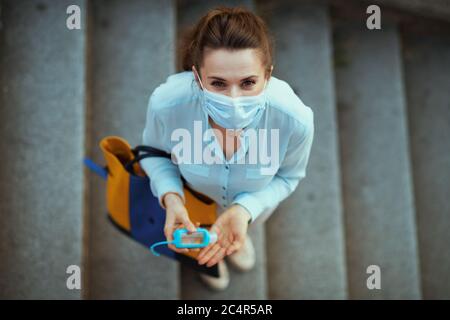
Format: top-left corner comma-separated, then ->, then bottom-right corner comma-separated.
211,81 -> 226,87
242,80 -> 256,88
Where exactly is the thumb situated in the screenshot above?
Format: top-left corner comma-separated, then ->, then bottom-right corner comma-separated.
164,214 -> 176,242
182,216 -> 197,233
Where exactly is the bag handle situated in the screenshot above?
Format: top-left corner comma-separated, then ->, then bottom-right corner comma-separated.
132,145 -> 172,158
125,145 -> 215,205
124,145 -> 171,172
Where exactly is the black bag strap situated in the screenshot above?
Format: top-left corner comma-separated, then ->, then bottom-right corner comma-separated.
124,145 -> 171,172
125,145 -> 215,205
131,145 -> 172,158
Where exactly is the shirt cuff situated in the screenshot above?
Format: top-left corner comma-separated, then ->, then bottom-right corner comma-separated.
153,178 -> 186,210
231,192 -> 264,224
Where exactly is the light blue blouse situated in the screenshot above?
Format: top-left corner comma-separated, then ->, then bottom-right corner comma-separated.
139,71 -> 314,223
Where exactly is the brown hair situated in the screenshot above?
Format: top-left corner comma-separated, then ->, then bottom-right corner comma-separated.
180,6 -> 274,78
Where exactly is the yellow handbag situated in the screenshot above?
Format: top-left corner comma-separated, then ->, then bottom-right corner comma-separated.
84,136 -> 219,277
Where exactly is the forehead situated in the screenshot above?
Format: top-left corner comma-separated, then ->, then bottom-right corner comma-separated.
202,48 -> 264,79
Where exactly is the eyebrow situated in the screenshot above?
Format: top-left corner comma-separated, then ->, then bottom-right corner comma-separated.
207,75 -> 259,81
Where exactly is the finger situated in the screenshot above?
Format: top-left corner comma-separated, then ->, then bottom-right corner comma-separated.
197,242 -> 215,260
207,247 -> 227,267
168,243 -> 188,254
197,236 -> 218,259
226,230 -> 244,249
219,235 -> 232,248
227,241 -> 242,253
164,214 -> 176,242
226,239 -> 243,256
198,243 -> 221,265
170,246 -> 187,254
207,248 -> 226,267
182,216 -> 197,233
198,245 -> 221,265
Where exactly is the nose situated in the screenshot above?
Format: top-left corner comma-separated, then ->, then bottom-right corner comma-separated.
229,85 -> 240,98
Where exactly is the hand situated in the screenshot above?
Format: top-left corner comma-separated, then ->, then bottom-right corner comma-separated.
163,192 -> 197,254
197,204 -> 251,268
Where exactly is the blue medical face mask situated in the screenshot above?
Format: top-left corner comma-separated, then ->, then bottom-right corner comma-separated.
195,70 -> 268,130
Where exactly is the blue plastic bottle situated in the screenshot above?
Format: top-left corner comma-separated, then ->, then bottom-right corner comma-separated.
150,228 -> 218,256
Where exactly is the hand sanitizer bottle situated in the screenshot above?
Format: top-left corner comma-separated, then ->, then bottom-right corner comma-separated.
150,228 -> 218,256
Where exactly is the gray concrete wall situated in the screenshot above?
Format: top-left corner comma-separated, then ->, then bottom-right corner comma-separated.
0,0 -> 86,299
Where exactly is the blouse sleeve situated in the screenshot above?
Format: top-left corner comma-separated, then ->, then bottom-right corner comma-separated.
139,93 -> 186,209
231,110 -> 314,223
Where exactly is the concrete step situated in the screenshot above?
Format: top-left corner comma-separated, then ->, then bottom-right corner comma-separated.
333,15 -> 421,298
84,0 -> 179,299
176,0 -> 268,299
0,0 -> 86,299
260,0 -> 348,299
3,0 -> 449,300
402,22 -> 450,299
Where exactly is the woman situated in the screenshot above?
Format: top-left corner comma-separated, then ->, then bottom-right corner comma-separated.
140,6 -> 314,291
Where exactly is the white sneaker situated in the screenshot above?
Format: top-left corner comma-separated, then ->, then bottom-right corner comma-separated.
226,235 -> 256,272
199,260 -> 230,291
